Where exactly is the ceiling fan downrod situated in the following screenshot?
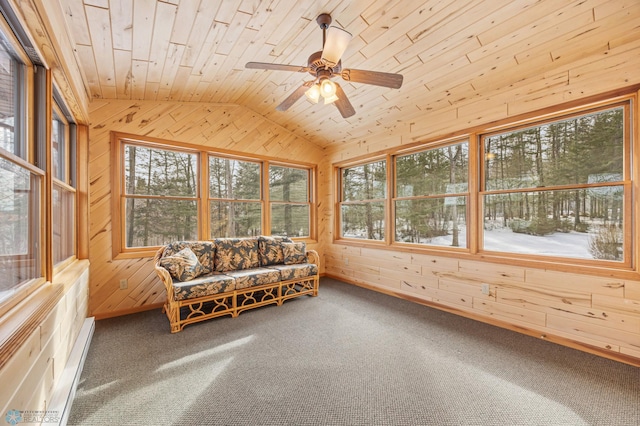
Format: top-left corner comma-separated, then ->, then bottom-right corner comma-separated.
317,13 -> 332,49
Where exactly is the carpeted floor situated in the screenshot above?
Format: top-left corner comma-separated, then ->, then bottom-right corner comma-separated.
69,278 -> 640,425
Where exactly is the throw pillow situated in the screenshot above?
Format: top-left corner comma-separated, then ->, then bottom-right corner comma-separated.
258,235 -> 293,266
214,237 -> 260,272
159,247 -> 206,281
282,242 -> 307,265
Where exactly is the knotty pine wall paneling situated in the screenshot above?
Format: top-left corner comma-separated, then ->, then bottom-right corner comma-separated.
323,223 -> 640,365
320,92 -> 640,366
87,100 -> 325,318
0,262 -> 89,416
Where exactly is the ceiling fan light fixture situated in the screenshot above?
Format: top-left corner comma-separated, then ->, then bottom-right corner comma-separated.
321,26 -> 352,66
305,84 -> 320,103
323,93 -> 339,105
320,78 -> 337,97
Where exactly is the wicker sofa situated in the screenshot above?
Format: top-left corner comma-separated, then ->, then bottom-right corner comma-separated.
153,236 -> 319,333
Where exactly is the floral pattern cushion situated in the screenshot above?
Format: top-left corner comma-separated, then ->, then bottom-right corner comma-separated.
282,242 -> 307,264
258,235 -> 293,266
266,263 -> 318,281
214,237 -> 260,272
173,272 -> 236,301
225,267 -> 281,290
163,241 -> 215,275
159,247 -> 206,282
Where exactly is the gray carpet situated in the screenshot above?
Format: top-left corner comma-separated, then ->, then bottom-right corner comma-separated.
69,278 -> 640,425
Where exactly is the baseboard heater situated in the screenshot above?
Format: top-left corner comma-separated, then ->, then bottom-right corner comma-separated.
49,317 -> 95,426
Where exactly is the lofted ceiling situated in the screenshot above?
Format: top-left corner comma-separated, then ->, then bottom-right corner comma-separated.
56,0 -> 640,148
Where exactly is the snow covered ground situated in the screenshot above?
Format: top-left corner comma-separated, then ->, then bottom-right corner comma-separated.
483,227 -> 592,258
347,220 -> 623,261
402,226 -> 610,260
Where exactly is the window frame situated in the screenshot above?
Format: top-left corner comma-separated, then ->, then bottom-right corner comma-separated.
111,132 -> 317,258
268,162 -> 313,238
114,138 -> 202,256
392,138 -> 470,250
479,101 -> 631,266
336,156 -> 390,244
0,19 -> 28,160
0,153 -> 45,310
51,99 -> 77,270
51,103 -> 68,182
208,153 -> 263,239
0,14 -> 48,315
334,93 -> 638,276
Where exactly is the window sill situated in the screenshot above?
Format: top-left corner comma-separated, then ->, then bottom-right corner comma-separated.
0,281 -> 63,370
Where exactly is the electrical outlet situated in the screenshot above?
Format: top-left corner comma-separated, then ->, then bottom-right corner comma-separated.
344,257 -> 349,265
119,279 -> 128,290
481,283 -> 490,295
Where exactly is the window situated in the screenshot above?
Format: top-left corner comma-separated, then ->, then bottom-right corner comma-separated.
395,141 -> 469,248
209,156 -> 261,238
0,157 -> 42,303
269,165 -> 311,237
481,105 -> 628,262
114,135 -> 316,254
0,28 -> 25,158
52,183 -> 74,264
339,160 -> 387,241
122,142 -> 199,248
336,97 -> 634,270
51,108 -> 66,181
0,21 -> 43,305
51,102 -> 76,266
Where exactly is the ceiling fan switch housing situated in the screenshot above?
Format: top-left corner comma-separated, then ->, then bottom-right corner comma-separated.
316,13 -> 332,29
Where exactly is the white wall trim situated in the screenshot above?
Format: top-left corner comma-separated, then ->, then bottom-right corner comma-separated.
48,317 -> 94,426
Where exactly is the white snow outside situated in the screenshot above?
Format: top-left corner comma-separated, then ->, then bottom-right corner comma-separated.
389,223 -> 621,261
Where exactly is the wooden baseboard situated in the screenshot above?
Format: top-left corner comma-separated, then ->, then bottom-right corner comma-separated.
324,274 -> 640,368
93,303 -> 164,320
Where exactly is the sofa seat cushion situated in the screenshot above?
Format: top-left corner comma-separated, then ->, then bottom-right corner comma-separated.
163,241 -> 215,275
266,263 -> 318,281
214,237 -> 260,272
173,272 -> 236,301
258,235 -> 293,266
225,267 -> 281,290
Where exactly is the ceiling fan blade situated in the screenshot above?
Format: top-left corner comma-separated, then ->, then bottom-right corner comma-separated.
321,26 -> 352,67
245,62 -> 309,73
341,68 -> 403,89
275,82 -> 313,111
334,83 -> 356,118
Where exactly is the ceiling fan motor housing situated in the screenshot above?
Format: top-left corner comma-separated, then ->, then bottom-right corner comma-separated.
307,51 -> 341,77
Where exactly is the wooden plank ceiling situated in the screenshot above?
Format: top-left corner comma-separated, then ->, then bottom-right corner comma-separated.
58,0 -> 640,148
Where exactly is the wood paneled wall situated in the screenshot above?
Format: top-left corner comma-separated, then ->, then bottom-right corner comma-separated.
0,262 -> 89,414
323,245 -> 640,362
319,98 -> 640,366
87,100 -> 325,318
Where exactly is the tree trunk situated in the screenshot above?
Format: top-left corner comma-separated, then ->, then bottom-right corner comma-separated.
126,146 -> 136,247
449,146 -> 459,247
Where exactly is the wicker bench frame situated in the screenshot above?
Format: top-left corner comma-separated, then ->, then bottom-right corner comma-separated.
153,248 -> 320,333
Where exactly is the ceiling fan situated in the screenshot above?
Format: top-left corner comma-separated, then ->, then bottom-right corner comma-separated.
245,13 -> 403,119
